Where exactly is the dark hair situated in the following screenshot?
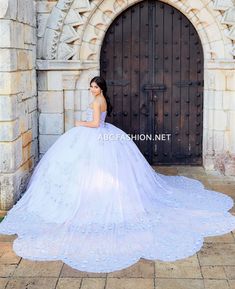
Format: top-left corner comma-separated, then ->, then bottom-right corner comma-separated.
89,76 -> 113,117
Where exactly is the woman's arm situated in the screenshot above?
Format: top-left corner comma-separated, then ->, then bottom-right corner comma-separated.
75,101 -> 101,128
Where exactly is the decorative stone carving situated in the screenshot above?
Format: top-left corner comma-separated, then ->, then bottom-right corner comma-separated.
213,0 -> 235,55
41,0 -> 91,60
40,0 -> 235,60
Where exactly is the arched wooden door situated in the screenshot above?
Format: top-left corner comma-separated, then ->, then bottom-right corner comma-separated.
100,0 -> 204,165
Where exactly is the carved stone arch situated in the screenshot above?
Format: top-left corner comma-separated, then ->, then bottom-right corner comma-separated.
79,0 -> 234,61
38,0 -> 235,176
213,0 -> 235,56
41,0 -> 94,60
41,0 -> 235,60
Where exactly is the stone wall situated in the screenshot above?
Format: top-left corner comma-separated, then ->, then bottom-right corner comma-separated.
203,60 -> 235,175
36,0 -> 235,176
0,0 -> 37,212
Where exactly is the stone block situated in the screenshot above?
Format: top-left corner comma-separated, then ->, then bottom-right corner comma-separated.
0,0 -> 17,20
209,40 -> 226,59
214,130 -> 225,152
37,13 -> 49,37
0,49 -> 17,71
205,109 -> 214,130
229,112 -> 235,154
18,100 -> 29,133
39,113 -> 64,134
64,109 -> 74,130
0,119 -> 20,141
214,91 -> 223,109
0,95 -> 18,121
25,25 -> 36,45
38,72 -> 48,91
80,41 -> 100,60
214,110 -> 228,130
0,19 -> 11,47
74,90 -> 81,110
215,70 -> 227,91
0,71 -> 21,95
27,96 -> 37,113
38,91 -> 63,113
226,71 -> 235,90
31,138 -> 39,160
37,2 -> 56,13
64,90 -> 74,110
31,69 -> 37,95
17,49 -> 32,70
0,137 -> 22,173
223,91 -> 234,110
0,173 -> 16,210
31,110 -> 38,140
106,278 -> 154,289
22,146 -> 29,164
205,24 -> 222,43
17,0 -> 35,25
0,20 -> 25,48
80,90 -> 89,110
47,71 -> 63,90
46,6 -> 66,30
39,134 -> 60,153
82,23 -> 104,43
22,129 -> 32,147
197,7 -> 216,25
19,70 -> 33,100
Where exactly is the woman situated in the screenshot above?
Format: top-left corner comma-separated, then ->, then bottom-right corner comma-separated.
0,76 -> 235,273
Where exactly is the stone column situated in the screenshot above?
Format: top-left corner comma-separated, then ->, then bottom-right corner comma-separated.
203,60 -> 235,176
36,60 -> 96,159
0,0 -> 37,214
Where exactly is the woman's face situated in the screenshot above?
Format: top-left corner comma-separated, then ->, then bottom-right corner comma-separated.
90,81 -> 101,97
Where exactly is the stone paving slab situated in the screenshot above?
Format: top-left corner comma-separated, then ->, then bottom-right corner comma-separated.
154,255 -> 202,279
229,280 -> 235,289
154,278 -> 204,289
107,259 -> 154,278
56,277 -> 82,289
60,264 -> 106,278
0,166 -> 235,289
106,277 -> 154,289
13,260 -> 63,277
201,265 -> 227,279
4,277 -> 58,289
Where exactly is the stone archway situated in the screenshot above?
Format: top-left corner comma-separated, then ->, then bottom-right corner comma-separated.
100,0 -> 205,165
39,0 -> 235,61
37,0 -> 235,175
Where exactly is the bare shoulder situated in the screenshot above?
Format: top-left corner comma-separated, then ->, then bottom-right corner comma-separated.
92,99 -> 102,111
93,98 -> 102,107
97,96 -> 107,107
91,97 -> 106,111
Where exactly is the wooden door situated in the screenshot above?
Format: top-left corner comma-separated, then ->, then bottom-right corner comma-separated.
100,0 -> 204,165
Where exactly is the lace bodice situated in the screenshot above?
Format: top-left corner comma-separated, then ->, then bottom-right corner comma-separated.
86,107 -> 107,127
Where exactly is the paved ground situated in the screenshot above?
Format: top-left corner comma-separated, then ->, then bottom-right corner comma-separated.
0,166 -> 235,289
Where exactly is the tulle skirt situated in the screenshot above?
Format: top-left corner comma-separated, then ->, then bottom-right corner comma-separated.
0,122 -> 235,273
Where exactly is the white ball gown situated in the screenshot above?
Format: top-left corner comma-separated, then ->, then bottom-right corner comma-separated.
0,107 -> 235,273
